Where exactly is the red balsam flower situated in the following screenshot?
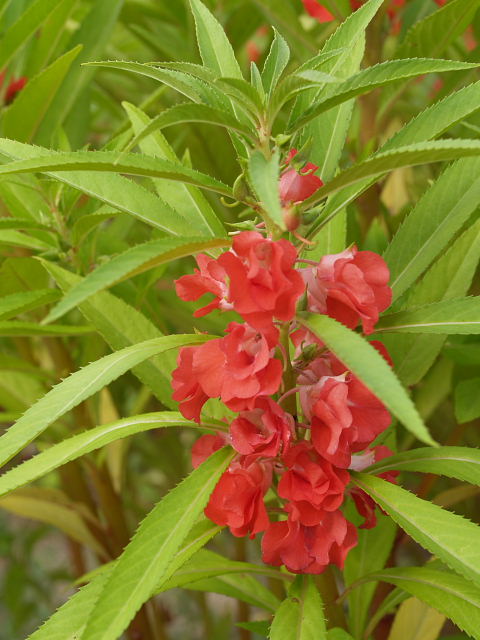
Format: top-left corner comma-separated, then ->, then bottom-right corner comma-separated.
205,460 -> 272,537
279,149 -> 324,205
262,511 -> 357,573
301,246 -> 392,334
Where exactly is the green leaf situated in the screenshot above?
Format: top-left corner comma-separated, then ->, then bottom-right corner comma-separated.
26,518 -> 220,640
0,0 -> 58,70
0,218 -> 50,231
352,566 -> 480,639
352,474 -> 480,586
123,102 -> 226,237
249,150 -> 285,231
0,229 -> 54,251
82,447 -> 234,640
301,314 -> 436,446
123,102 -> 256,155
34,0 -> 124,145
2,45 -> 82,143
303,140 -> 480,207
327,630 -> 355,640
0,321 -> 94,337
376,297 -> 480,334
262,28 -> 290,95
367,447 -> 480,486
0,334 -> 211,468
186,573 -> 280,612
270,575 -> 327,640
189,0 -> 242,79
237,621 -> 270,637
0,289 -> 60,320
384,159 -> 480,302
42,261 -> 177,409
455,378 -> 480,424
309,81 -> 480,241
289,59 -> 478,133
0,412 -> 218,498
383,219 -> 480,386
44,237 -> 230,323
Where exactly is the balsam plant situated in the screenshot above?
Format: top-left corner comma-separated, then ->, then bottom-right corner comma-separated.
1,0 -> 480,638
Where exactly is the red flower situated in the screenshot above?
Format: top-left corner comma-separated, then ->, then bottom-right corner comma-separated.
172,346 -> 209,423
262,511 -> 357,573
301,246 -> 392,334
175,253 -> 230,318
191,433 -> 227,468
205,461 -> 271,537
279,442 -> 350,525
302,0 -> 334,23
246,41 -> 261,63
230,397 -> 293,463
279,150 -> 324,204
218,231 -> 305,329
4,76 -> 27,105
172,323 -> 282,421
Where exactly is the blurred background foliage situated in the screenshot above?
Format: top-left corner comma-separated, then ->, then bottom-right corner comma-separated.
0,1 -> 479,639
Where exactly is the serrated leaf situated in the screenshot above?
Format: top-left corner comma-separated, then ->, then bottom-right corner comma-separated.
269,575 -> 327,640
289,59 -> 478,133
0,289 -> 60,320
123,102 -> 226,238
367,447 -> 480,486
185,573 -> 280,612
303,140 -> 480,207
262,28 -> 290,95
376,297 -> 480,334
309,81 -> 480,241
123,102 -> 256,156
2,45 -> 81,143
249,150 -> 285,231
0,334 -> 211,468
384,159 -> 480,302
353,567 -> 480,639
0,0 -> 58,69
189,0 -> 242,79
26,518 -> 220,640
44,237 -> 230,323
0,230 -> 54,251
82,447 -> 234,640
42,261 -> 177,409
0,412 -> 217,498
352,474 -> 480,586
301,314 -> 436,446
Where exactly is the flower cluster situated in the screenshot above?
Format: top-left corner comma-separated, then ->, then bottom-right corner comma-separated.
171,153 -> 396,574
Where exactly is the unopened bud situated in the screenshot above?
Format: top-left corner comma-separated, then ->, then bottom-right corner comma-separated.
232,174 -> 251,202
283,205 -> 300,231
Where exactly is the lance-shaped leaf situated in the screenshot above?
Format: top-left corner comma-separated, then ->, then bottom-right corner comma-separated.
249,150 -> 285,231
302,140 -> 480,207
352,474 -> 480,586
0,321 -> 94,337
0,412 -> 225,498
350,566 -> 480,639
189,0 -> 242,79
289,58 -> 479,133
26,519 -> 221,640
376,297 -> 480,334
0,334 -> 211,468
0,289 -> 60,320
81,447 -> 234,640
270,575 -> 327,640
262,28 -> 290,95
367,446 -> 480,486
455,378 -> 480,424
308,81 -> 480,241
44,237 -> 230,324
300,314 -> 436,446
185,573 -> 280,612
0,147 -> 234,198
122,102 -> 256,156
